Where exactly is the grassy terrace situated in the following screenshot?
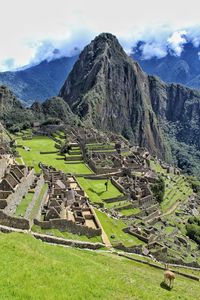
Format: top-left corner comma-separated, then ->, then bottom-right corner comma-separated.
32,225 -> 102,244
15,191 -> 34,217
150,160 -> 192,213
95,209 -> 144,247
76,178 -> 122,204
1,233 -> 199,300
29,183 -> 48,220
15,136 -> 93,175
86,143 -> 115,150
119,207 -> 141,216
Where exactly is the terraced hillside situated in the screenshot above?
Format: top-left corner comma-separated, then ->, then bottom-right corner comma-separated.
150,159 -> 193,214
14,133 -> 93,175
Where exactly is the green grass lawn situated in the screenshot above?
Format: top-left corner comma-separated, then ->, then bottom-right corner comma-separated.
15,192 -> 34,217
119,207 -> 141,216
32,225 -> 102,244
15,136 -> 93,174
0,232 -> 199,300
95,209 -> 144,247
76,178 -> 122,203
29,184 -> 48,220
15,157 -> 24,165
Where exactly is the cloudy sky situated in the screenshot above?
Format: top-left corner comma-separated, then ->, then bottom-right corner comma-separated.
0,0 -> 200,71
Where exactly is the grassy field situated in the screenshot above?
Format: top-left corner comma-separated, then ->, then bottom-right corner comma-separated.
15,192 -> 34,217
76,178 -> 122,203
95,209 -> 144,247
16,136 -> 93,174
0,232 -> 199,300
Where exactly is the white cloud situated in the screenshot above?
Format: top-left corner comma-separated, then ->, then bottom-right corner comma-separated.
167,31 -> 187,56
0,0 -> 200,70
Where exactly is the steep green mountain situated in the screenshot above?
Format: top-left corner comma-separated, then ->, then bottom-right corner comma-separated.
0,85 -> 78,131
0,56 -> 77,103
0,85 -> 35,131
59,33 -> 166,158
59,33 -> 200,175
31,97 -> 79,125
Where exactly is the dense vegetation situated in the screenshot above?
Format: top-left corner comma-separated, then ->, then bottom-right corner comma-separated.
151,176 -> 165,203
186,216 -> 200,245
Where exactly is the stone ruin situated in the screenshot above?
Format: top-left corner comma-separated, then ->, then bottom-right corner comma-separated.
0,153 -> 35,214
35,167 -> 102,237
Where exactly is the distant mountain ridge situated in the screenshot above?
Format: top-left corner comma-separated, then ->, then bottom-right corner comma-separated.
132,41 -> 200,89
0,56 -> 77,103
1,40 -> 200,105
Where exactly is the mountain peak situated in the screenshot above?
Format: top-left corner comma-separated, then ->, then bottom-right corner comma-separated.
92,32 -> 118,45
59,34 -> 165,157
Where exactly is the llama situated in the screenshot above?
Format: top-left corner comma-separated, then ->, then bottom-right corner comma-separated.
164,264 -> 175,288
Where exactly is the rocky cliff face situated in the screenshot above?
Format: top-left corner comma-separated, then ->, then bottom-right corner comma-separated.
148,76 -> 200,150
59,33 -> 200,171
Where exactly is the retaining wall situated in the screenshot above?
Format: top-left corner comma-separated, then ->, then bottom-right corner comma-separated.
34,218 -> 102,238
0,211 -> 30,229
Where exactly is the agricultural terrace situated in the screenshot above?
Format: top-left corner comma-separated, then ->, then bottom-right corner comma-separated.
0,232 -> 199,300
15,136 -> 93,175
150,160 -> 193,213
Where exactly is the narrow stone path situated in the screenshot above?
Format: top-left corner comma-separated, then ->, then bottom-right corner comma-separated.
25,175 -> 44,220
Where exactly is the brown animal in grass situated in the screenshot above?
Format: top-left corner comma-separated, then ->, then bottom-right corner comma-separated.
164,264 -> 175,288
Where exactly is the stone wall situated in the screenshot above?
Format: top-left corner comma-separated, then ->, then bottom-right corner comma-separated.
103,195 -> 127,204
34,218 -> 102,238
0,157 -> 9,179
40,151 -> 58,154
144,210 -> 160,222
33,232 -> 104,250
3,168 -> 35,215
139,195 -> 154,208
0,211 -> 30,229
123,227 -> 149,243
88,160 -> 119,175
65,155 -> 83,161
111,177 -> 126,194
114,243 -> 144,254
0,199 -> 7,209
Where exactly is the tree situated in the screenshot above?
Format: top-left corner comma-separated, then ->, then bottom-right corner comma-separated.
151,176 -> 165,203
